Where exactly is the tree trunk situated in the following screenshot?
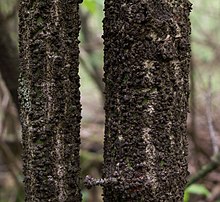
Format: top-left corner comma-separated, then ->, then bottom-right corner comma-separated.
19,1 -> 82,201
103,0 -> 192,201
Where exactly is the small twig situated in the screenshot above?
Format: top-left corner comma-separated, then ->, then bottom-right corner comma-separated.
80,48 -> 104,94
79,9 -> 104,97
0,78 -> 10,138
205,76 -> 219,154
84,175 -> 118,189
187,74 -> 220,188
84,168 -> 150,194
190,58 -> 196,136
186,152 -> 220,188
0,72 -> 22,189
189,58 -> 206,167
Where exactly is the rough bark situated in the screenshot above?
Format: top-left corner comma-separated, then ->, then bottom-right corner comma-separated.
19,0 -> 82,201
103,0 -> 192,201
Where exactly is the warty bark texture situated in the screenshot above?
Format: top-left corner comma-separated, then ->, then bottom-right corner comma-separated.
103,0 -> 192,201
19,0 -> 82,201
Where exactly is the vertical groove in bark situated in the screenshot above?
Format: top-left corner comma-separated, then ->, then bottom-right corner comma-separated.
103,0 -> 192,201
19,0 -> 82,201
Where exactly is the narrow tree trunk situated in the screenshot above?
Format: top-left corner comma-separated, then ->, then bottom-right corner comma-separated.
19,1 -> 82,201
103,0 -> 192,201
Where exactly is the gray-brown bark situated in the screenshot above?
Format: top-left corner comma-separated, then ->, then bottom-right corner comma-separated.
19,0 -> 82,201
103,0 -> 192,201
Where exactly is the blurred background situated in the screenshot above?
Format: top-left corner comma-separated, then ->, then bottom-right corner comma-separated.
0,0 -> 220,201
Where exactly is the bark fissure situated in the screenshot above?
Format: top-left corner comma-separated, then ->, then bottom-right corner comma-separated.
103,0 -> 192,201
19,0 -> 82,201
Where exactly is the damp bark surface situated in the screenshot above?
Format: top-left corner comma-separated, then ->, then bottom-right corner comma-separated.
19,0 -> 82,201
103,0 -> 192,201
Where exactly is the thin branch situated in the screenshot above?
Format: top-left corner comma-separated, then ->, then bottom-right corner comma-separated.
80,48 -> 104,94
84,175 -> 118,189
205,76 -> 219,154
79,9 -> 104,97
186,152 -> 220,188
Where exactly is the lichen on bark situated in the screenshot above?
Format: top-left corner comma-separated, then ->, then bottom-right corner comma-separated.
19,0 -> 82,201
103,0 -> 192,201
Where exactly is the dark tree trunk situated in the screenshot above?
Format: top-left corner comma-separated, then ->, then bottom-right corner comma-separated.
103,0 -> 192,201
19,0 -> 82,201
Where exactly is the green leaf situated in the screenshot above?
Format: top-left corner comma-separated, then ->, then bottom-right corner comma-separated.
185,184 -> 210,197
184,191 -> 190,202
82,190 -> 89,202
82,0 -> 96,14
